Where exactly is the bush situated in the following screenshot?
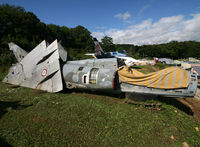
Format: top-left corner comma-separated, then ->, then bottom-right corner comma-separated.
0,52 -> 16,66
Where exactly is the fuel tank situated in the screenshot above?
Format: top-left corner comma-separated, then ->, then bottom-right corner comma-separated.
62,58 -> 118,90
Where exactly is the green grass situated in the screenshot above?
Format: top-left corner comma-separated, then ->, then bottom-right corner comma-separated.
0,68 -> 200,146
132,63 -> 170,74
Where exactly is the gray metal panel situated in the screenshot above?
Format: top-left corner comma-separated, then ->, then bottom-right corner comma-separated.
120,72 -> 198,98
3,40 -> 63,93
63,58 -> 117,90
8,42 -> 28,62
66,58 -> 118,69
58,42 -> 68,62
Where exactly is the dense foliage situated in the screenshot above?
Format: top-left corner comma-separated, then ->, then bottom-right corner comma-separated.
115,40 -> 200,59
0,4 -> 200,65
137,41 -> 200,59
0,4 -> 94,65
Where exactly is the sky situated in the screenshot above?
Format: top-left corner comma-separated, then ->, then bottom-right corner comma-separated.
1,0 -> 200,45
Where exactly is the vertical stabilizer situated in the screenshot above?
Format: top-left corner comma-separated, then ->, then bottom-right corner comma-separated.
3,40 -> 63,93
94,38 -> 104,56
58,41 -> 68,62
8,42 -> 28,62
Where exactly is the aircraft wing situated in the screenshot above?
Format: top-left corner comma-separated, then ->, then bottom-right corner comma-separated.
85,53 -> 95,56
3,40 -> 63,93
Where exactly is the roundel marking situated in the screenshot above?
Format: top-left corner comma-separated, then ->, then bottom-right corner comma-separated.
41,68 -> 47,77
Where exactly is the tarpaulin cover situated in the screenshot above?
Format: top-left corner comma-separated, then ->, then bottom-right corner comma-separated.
118,66 -> 191,89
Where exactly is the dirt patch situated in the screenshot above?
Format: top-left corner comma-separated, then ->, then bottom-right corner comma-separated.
151,66 -> 159,72
178,98 -> 200,122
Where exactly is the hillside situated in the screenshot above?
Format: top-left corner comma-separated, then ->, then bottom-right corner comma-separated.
0,66 -> 200,146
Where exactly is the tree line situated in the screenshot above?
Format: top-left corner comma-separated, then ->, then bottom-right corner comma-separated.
0,4 -> 94,65
0,4 -> 200,65
115,40 -> 200,59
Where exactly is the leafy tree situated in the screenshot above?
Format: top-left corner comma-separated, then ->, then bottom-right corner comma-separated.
0,4 -> 94,64
71,25 -> 93,53
101,36 -> 115,52
1,3 -> 200,65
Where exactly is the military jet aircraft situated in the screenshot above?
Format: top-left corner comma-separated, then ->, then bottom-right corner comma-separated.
2,40 -> 198,98
85,38 -> 145,67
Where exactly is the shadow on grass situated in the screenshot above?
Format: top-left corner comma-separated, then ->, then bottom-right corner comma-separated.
158,97 -> 194,115
62,88 -> 125,99
0,137 -> 12,147
61,89 -> 194,115
0,101 -> 33,118
60,87 -> 195,115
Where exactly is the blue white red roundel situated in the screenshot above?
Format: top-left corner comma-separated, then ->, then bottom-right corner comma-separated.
41,69 -> 47,77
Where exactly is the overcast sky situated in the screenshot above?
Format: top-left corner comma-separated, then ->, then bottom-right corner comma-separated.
1,0 -> 200,45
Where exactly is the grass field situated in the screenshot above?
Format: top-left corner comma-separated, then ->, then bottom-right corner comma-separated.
0,66 -> 200,146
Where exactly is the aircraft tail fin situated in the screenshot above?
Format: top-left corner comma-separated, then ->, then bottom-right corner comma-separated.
3,40 -> 63,93
8,42 -> 28,62
58,41 -> 68,62
94,38 -> 104,56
